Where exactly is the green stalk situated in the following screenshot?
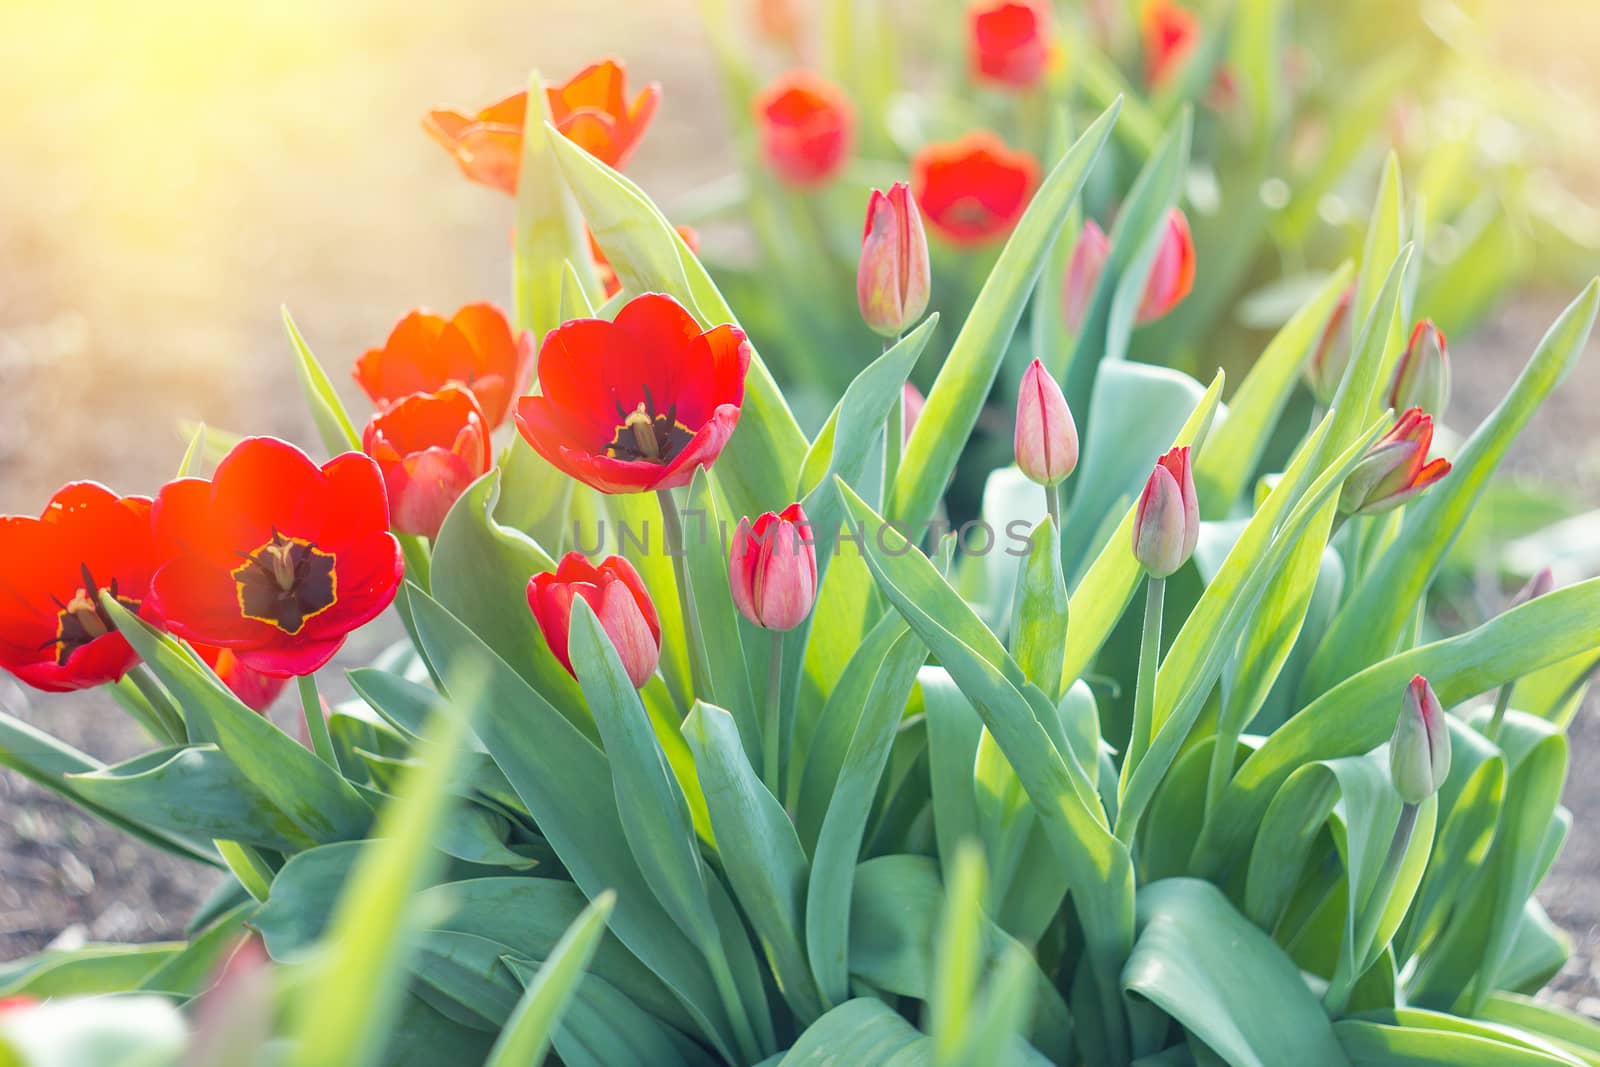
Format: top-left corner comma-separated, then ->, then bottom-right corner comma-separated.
123,666 -> 186,746
763,630 -> 785,796
1324,802 -> 1418,1016
1117,576 -> 1164,843
1485,683 -> 1514,744
880,333 -> 902,512
1045,480 -> 1062,533
214,839 -> 276,902
299,673 -> 339,770
656,489 -> 710,699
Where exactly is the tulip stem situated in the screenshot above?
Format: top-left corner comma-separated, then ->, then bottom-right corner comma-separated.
1485,684 -> 1514,743
880,334 -> 903,515
298,673 -> 339,771
763,630 -> 785,796
1120,576 -> 1165,827
656,489 -> 709,701
1045,482 -> 1062,532
1324,801 -> 1419,1016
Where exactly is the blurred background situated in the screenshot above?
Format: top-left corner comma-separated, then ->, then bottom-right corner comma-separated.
0,0 -> 1596,1014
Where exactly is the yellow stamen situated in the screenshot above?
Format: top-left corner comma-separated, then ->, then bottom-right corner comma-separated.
261,541 -> 299,591
625,404 -> 659,459
65,589 -> 108,639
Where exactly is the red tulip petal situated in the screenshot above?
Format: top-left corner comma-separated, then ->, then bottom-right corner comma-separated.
149,556 -> 282,648
317,452 -> 392,547
232,635 -> 346,679
209,438 -> 331,549
299,532 -> 403,639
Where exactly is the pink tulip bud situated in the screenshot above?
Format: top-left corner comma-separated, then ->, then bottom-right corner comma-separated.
730,503 -> 818,632
528,554 -> 662,688
1390,319 -> 1450,417
1132,446 -> 1200,577
1390,674 -> 1451,803
1304,284 -> 1354,406
901,382 -> 926,446
1137,208 -> 1196,324
1061,219 -> 1111,333
1507,567 -> 1556,611
857,182 -> 932,338
1014,359 -> 1079,486
1339,407 -> 1451,517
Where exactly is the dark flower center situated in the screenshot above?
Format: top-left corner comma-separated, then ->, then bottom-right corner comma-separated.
231,530 -> 337,635
605,385 -> 693,465
46,564 -> 136,666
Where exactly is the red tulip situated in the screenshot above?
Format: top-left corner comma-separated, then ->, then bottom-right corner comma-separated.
729,504 -> 818,632
1061,219 -> 1111,332
528,553 -> 661,688
1132,446 -> 1200,578
353,303 -> 532,430
1137,208 -> 1196,323
857,182 -> 932,338
0,483 -> 158,692
755,0 -> 804,51
1391,675 -> 1451,803
591,225 -> 700,300
361,385 -> 493,540
1305,284 -> 1355,406
753,71 -> 853,187
969,0 -> 1051,89
514,293 -> 751,494
148,437 -> 403,678
195,644 -> 288,714
424,59 -> 660,194
912,132 -> 1040,247
1390,319 -> 1450,417
1142,0 -> 1200,87
1339,408 -> 1451,518
1015,359 -> 1079,486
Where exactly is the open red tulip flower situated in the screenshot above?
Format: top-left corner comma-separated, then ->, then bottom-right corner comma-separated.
353,303 -> 531,430
361,385 -> 493,540
969,0 -> 1052,90
195,644 -> 289,714
753,71 -> 854,187
912,132 -> 1040,247
514,293 -> 751,494
424,59 -> 660,194
148,437 -> 404,678
528,553 -> 661,688
0,484 -> 159,693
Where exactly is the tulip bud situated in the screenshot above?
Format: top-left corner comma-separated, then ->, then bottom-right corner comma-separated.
857,183 -> 932,338
1338,407 -> 1451,517
901,382 -> 926,445
1389,319 -> 1450,417
528,554 -> 662,688
361,385 -> 493,540
1061,219 -> 1110,333
1132,446 -> 1200,578
730,503 -> 818,632
1014,359 -> 1079,486
1507,566 -> 1556,612
1390,674 -> 1451,804
1305,284 -> 1354,407
1136,208 -> 1196,324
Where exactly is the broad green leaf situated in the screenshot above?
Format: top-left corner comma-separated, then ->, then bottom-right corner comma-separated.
0,944 -> 182,999
511,72 -> 596,338
930,844 -> 986,1063
683,468 -> 760,765
1480,994 -> 1600,1065
1124,879 -> 1346,1067
1353,155 -> 1405,349
282,307 -> 361,455
1334,1018 -> 1582,1066
891,101 -> 1120,530
481,891 -> 613,1067
781,998 -> 924,1065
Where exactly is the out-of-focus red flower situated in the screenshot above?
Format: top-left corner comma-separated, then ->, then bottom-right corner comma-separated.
753,71 -> 854,187
1015,359 -> 1079,487
353,304 -> 531,430
912,132 -> 1040,247
590,226 -> 700,300
361,385 -> 493,540
969,0 -> 1051,89
1305,284 -> 1355,406
755,0 -> 804,51
1390,319 -> 1450,417
528,553 -> 661,688
0,484 -> 157,693
514,293 -> 751,494
148,438 -> 403,678
1137,208 -> 1196,323
1061,219 -> 1111,332
1132,446 -> 1200,578
1142,0 -> 1200,87
1339,408 -> 1451,518
857,182 -> 932,338
195,644 -> 288,714
729,503 -> 818,632
424,59 -> 660,194
0,996 -> 34,1014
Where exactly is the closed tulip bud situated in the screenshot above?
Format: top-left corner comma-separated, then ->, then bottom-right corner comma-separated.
1014,360 -> 1078,486
901,382 -> 926,445
730,504 -> 818,632
1061,219 -> 1110,333
528,554 -> 662,688
1137,209 -> 1196,323
1132,446 -> 1200,578
857,183 -> 932,338
1305,284 -> 1354,406
1508,566 -> 1556,611
1390,675 -> 1451,804
1338,407 -> 1451,517
1390,320 -> 1450,417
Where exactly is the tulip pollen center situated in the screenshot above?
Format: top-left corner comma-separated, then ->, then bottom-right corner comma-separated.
607,386 -> 694,465
46,565 -> 134,666
232,530 -> 338,635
